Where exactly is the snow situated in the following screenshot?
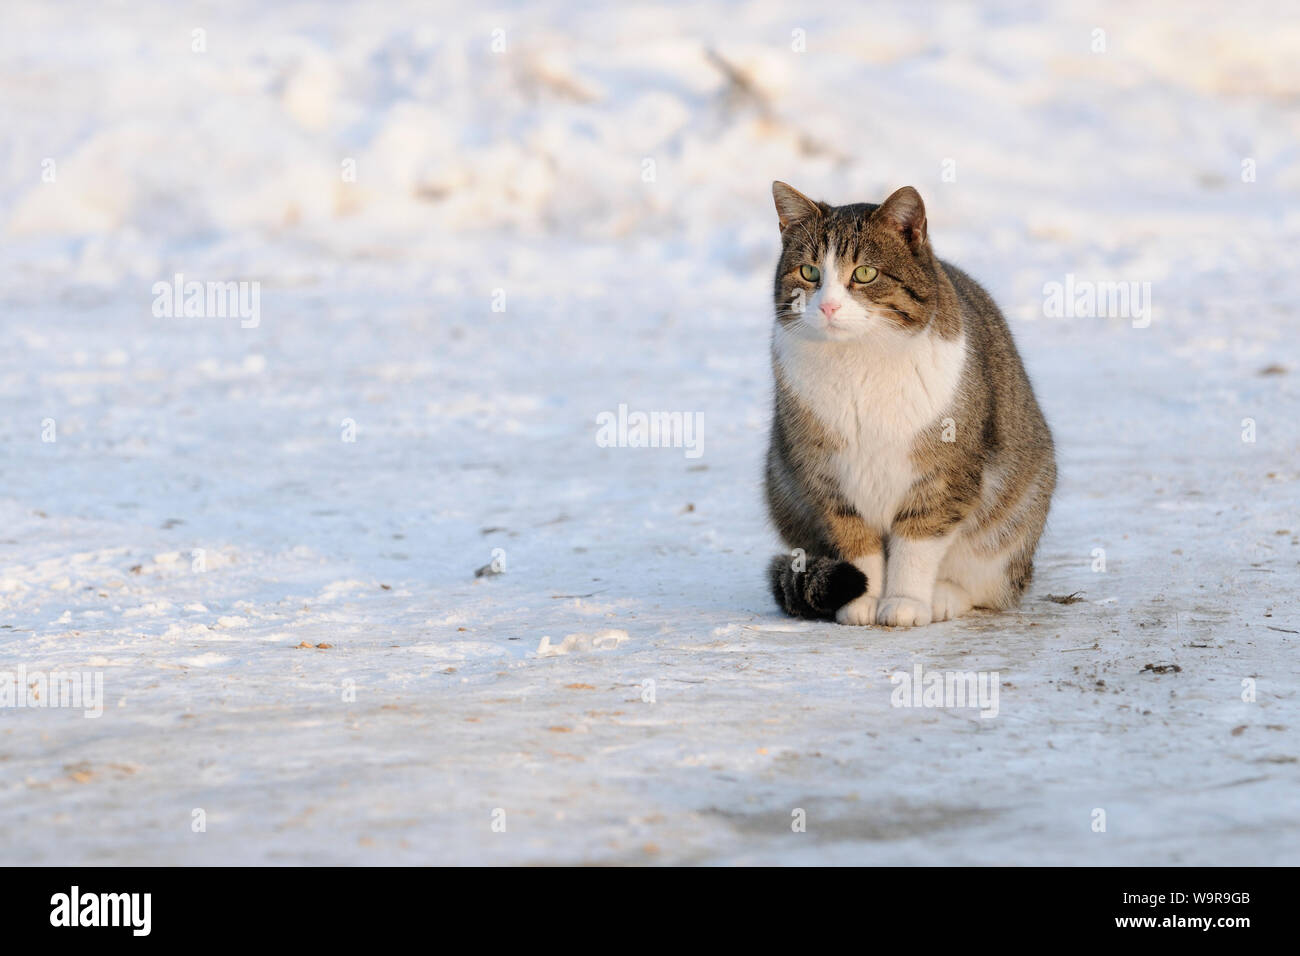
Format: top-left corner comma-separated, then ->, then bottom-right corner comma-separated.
2,0 -> 1298,864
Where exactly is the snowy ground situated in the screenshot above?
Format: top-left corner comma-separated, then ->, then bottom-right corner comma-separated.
2,0 -> 1298,865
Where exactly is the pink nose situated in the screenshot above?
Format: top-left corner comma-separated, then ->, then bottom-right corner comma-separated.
819,301 -> 841,318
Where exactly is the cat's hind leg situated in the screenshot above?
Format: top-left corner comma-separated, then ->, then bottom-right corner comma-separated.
931,580 -> 974,622
940,462 -> 1054,610
937,535 -> 1023,611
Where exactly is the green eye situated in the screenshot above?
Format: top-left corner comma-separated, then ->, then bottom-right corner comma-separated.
853,265 -> 878,284
799,264 -> 821,283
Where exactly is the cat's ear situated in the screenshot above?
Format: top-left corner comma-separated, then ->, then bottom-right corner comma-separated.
876,186 -> 928,250
772,181 -> 821,234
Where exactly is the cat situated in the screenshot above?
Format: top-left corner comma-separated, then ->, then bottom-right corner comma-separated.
765,182 -> 1056,627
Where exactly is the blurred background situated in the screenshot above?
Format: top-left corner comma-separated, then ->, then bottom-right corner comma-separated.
6,1 -> 1297,298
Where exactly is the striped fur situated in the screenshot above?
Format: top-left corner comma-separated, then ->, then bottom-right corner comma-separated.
765,183 -> 1056,627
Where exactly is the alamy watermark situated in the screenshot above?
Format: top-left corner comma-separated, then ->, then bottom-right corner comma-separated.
50,886 -> 150,936
891,664 -> 999,718
595,403 -> 703,459
1041,274 -> 1151,328
0,666 -> 104,718
152,273 -> 260,328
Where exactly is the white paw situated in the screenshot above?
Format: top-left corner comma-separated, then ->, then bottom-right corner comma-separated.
876,596 -> 932,628
931,580 -> 973,622
835,594 -> 879,626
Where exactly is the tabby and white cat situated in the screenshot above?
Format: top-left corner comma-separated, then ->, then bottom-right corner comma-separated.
765,182 -> 1055,627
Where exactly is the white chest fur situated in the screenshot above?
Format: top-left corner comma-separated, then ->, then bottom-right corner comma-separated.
774,326 -> 967,530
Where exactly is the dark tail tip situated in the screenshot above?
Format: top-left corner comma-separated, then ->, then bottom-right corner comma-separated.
767,554 -> 867,620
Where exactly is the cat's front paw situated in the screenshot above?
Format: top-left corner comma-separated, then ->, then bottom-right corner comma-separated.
835,594 -> 878,626
876,596 -> 932,627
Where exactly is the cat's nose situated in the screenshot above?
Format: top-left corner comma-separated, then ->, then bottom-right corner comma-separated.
819,301 -> 841,318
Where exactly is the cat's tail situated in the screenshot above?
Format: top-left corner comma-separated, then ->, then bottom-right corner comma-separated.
767,554 -> 866,620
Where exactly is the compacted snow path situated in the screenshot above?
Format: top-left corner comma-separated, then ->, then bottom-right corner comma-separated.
2,1 -> 1297,864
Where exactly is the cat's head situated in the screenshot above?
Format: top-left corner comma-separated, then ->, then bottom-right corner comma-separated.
771,182 -> 939,343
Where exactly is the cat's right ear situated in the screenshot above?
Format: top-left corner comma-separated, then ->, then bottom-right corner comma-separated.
772,182 -> 820,235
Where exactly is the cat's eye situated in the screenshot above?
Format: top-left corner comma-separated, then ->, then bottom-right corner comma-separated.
852,265 -> 879,284
799,264 -> 820,283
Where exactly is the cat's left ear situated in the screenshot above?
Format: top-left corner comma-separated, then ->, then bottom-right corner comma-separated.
876,186 -> 928,250
772,181 -> 821,235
